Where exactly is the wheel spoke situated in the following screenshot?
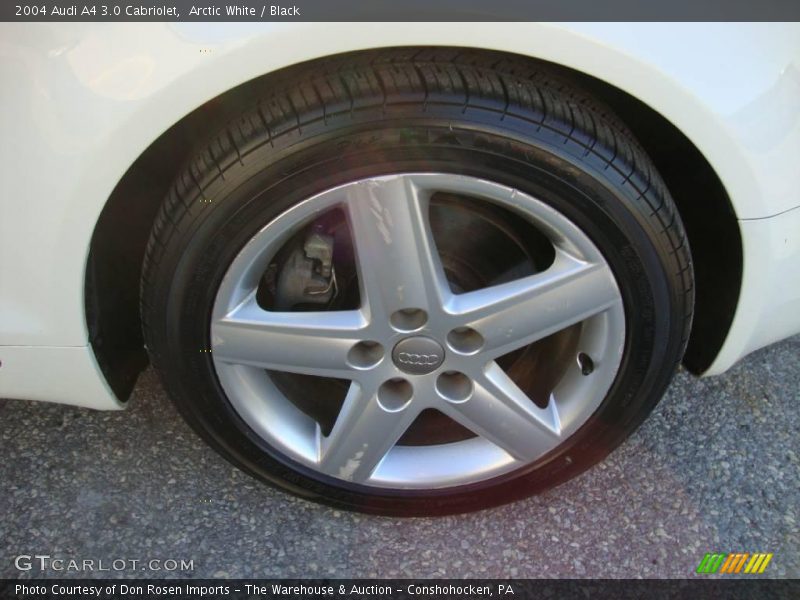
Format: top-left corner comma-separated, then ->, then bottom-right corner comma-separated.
344,176 -> 448,320
212,294 -> 368,378
448,249 -> 621,358
441,363 -> 562,461
318,382 -> 418,483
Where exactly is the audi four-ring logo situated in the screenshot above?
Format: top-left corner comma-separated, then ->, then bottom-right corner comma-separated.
397,352 -> 441,366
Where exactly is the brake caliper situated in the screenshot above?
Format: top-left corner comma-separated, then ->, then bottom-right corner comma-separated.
273,232 -> 337,310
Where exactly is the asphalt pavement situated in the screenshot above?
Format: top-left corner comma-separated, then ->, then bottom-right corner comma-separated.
1,336 -> 798,579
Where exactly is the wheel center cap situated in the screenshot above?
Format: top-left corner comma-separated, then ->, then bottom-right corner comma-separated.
392,336 -> 445,375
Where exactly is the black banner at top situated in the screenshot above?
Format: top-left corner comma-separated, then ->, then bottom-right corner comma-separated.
2,0 -> 800,22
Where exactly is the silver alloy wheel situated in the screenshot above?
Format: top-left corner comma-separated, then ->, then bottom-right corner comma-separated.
210,173 -> 625,489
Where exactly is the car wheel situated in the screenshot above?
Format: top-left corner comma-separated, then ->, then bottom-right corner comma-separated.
141,52 -> 693,515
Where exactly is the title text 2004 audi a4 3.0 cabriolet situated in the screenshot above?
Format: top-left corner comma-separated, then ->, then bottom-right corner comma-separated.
1,23 -> 798,514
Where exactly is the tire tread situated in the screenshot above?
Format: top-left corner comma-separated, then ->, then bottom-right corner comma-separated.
143,50 -> 693,365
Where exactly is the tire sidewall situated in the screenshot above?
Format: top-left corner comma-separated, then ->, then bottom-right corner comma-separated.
148,120 -> 680,515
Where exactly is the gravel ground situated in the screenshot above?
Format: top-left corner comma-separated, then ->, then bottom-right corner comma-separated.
1,336 -> 798,579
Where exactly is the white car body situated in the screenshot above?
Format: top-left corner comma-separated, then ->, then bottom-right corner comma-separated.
1,22 -> 799,410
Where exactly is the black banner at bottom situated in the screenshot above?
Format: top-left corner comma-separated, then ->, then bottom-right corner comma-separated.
2,579 -> 799,600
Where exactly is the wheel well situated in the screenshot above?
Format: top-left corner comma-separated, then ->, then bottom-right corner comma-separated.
86,47 -> 741,400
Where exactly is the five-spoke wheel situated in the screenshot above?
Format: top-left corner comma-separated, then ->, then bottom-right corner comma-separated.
211,174 -> 625,488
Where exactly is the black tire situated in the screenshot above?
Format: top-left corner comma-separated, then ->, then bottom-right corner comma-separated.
141,51 -> 693,516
